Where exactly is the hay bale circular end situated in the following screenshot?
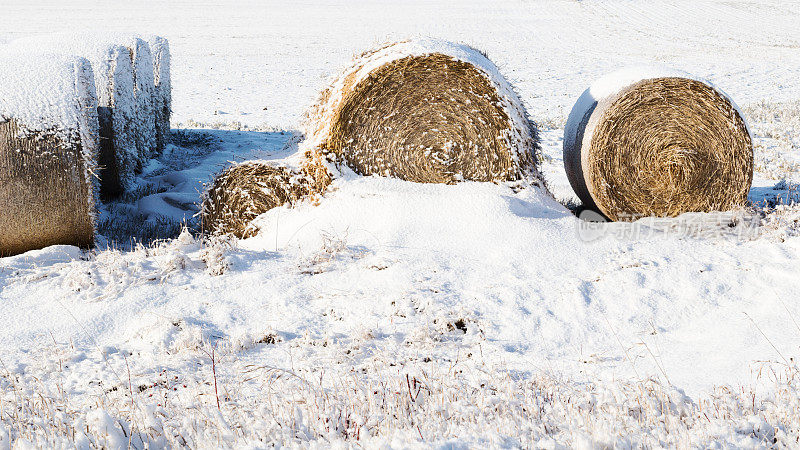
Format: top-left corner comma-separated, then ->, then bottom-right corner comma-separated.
201,161 -> 317,238
564,74 -> 753,221
304,39 -> 541,184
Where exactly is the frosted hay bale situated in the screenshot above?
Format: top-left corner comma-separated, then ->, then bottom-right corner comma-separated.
130,38 -> 158,165
563,67 -> 753,221
0,55 -> 100,256
200,161 -> 320,238
5,35 -> 137,198
147,36 -> 172,153
301,38 -> 541,184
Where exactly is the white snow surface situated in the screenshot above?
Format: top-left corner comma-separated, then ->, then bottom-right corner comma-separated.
1,0 -> 800,446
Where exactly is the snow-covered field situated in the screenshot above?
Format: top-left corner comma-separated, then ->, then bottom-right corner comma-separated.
2,0 -> 800,447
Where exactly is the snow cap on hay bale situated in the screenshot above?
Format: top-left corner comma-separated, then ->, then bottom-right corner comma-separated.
129,37 -> 158,166
0,54 -> 100,256
201,160 -> 323,238
5,34 -> 138,198
148,35 -> 172,153
301,38 -> 541,185
563,67 -> 753,221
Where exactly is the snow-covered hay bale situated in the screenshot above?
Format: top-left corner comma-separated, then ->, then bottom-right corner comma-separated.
302,39 -> 541,184
148,36 -> 172,153
564,68 -> 753,221
0,55 -> 99,256
130,38 -> 158,165
5,35 -> 137,198
201,161 -> 320,238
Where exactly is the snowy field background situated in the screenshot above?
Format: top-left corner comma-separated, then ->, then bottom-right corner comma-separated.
1,0 -> 800,447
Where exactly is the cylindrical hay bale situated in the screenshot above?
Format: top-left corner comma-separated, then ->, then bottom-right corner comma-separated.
302,39 -> 541,184
563,68 -> 753,221
130,38 -> 158,166
200,161 -> 319,238
4,36 -> 138,198
148,35 -> 172,154
97,45 -> 137,198
0,55 -> 100,256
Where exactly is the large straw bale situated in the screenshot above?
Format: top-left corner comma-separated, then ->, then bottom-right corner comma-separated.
130,38 -> 158,166
302,39 -> 542,184
0,55 -> 100,256
563,68 -> 753,221
148,35 -> 172,154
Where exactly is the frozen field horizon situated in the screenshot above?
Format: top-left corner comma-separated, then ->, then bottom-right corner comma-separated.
1,0 -> 800,447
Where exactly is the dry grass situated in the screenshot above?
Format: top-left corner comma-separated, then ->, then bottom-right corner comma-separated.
1,341 -> 798,448
565,77 -> 753,221
97,212 -> 185,249
745,100 -> 800,180
96,182 -> 189,249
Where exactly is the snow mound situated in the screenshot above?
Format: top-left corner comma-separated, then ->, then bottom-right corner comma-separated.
248,176 -> 568,254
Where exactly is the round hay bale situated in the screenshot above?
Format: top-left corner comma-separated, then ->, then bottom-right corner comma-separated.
302,39 -> 541,184
4,35 -> 138,199
0,55 -> 100,256
95,45 -> 136,199
0,119 -> 95,256
201,161 -> 319,238
563,68 -> 753,221
129,38 -> 158,166
148,35 -> 172,154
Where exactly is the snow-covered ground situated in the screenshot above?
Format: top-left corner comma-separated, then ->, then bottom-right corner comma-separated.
1,0 -> 800,447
